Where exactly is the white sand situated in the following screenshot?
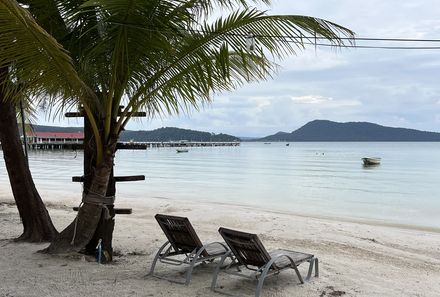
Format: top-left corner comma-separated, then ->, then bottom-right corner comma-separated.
1,192 -> 440,297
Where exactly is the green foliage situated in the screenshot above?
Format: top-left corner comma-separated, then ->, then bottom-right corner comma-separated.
1,0 -> 354,163
120,127 -> 240,142
0,0 -> 91,104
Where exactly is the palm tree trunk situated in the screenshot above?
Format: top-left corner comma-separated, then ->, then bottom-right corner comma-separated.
83,117 -> 117,261
44,137 -> 118,256
0,69 -> 58,242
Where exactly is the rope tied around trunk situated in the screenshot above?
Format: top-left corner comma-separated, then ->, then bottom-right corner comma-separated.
70,190 -> 115,245
82,192 -> 115,206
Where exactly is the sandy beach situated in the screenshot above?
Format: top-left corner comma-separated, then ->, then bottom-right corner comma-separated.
1,192 -> 440,297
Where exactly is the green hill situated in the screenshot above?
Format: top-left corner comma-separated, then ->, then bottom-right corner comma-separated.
259,120 -> 440,141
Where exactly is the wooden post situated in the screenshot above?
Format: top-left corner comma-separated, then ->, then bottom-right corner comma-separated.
83,116 -> 116,262
66,106 -> 144,263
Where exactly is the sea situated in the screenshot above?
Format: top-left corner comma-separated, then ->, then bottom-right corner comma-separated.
1,142 -> 439,229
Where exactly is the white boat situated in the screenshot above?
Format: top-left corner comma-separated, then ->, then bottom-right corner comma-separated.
176,149 -> 189,153
362,157 -> 381,165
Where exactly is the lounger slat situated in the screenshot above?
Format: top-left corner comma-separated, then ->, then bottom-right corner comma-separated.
218,228 -> 271,268
155,214 -> 207,256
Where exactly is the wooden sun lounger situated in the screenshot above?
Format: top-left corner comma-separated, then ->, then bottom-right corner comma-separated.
211,227 -> 319,297
147,214 -> 229,285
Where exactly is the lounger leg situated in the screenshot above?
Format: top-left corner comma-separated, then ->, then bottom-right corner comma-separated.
210,252 -> 231,292
184,244 -> 218,285
184,259 -> 197,285
255,264 -> 272,297
314,258 -> 319,277
147,241 -> 170,277
306,257 -> 315,281
305,257 -> 319,281
292,264 -> 304,284
255,276 -> 266,297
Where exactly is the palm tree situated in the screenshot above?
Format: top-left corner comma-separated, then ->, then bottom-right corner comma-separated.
0,89 -> 59,242
2,0 -> 354,257
0,0 -> 90,241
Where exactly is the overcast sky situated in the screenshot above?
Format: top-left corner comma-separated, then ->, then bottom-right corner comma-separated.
39,0 -> 440,137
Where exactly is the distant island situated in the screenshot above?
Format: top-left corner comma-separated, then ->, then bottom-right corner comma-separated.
258,120 -> 440,142
32,125 -> 240,142
120,127 -> 239,142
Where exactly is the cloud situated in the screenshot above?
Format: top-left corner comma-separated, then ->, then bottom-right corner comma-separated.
38,0 -> 440,137
291,95 -> 330,104
290,95 -> 362,108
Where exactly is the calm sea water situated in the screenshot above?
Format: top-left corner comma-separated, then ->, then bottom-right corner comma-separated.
1,142 -> 439,228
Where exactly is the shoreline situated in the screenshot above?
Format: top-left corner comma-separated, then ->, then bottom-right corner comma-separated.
2,188 -> 440,234
150,196 -> 440,234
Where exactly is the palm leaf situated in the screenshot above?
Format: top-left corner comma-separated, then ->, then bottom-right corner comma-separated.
5,0 -> 354,142
0,0 -> 92,109
110,7 -> 354,130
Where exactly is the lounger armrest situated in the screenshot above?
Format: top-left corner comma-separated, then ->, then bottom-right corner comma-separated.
264,254 -> 305,284
269,254 -> 296,268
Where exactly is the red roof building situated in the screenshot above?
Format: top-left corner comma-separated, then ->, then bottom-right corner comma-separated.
27,131 -> 84,144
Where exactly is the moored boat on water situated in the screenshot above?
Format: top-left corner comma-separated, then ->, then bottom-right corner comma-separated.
176,149 -> 189,153
362,157 -> 381,165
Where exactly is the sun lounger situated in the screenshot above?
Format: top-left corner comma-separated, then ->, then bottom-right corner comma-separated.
211,227 -> 319,297
147,214 -> 229,285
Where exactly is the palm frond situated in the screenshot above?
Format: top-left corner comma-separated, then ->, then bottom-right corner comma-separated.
115,7 -> 353,130
3,0 -> 354,144
0,0 -> 92,109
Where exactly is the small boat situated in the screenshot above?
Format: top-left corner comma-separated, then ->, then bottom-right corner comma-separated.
176,149 -> 189,153
264,142 -> 271,144
286,143 -> 290,146
362,157 -> 381,165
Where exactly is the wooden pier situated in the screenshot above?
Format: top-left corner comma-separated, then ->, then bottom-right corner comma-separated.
26,142 -> 83,150
21,140 -> 240,150
117,141 -> 240,149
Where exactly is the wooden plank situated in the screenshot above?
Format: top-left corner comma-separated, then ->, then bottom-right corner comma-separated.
126,111 -> 146,117
65,111 -> 146,118
115,175 -> 145,182
72,176 -> 83,182
72,175 -> 145,182
65,112 -> 83,117
73,207 -> 132,214
116,143 -> 148,149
